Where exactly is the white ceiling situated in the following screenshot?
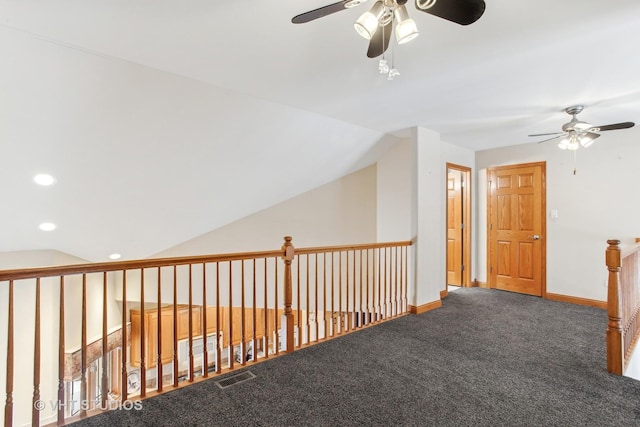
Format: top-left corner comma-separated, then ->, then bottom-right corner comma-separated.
2,0 -> 640,262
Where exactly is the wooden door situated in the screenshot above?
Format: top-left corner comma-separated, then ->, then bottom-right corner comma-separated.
488,162 -> 546,296
447,170 -> 463,285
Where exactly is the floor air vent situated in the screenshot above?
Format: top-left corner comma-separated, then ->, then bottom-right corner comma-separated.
215,371 -> 256,389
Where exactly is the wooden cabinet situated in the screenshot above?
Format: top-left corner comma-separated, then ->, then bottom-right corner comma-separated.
130,304 -> 201,368
130,304 -> 305,368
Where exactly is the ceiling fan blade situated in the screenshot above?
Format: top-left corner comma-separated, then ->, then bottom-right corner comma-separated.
528,132 -> 564,137
414,0 -> 486,25
367,22 -> 392,58
292,0 -> 356,24
535,134 -> 565,144
591,122 -> 635,132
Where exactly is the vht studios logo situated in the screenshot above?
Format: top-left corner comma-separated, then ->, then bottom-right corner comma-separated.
34,399 -> 143,412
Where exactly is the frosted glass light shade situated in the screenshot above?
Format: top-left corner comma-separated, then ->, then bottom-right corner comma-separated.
393,5 -> 419,44
354,1 -> 384,40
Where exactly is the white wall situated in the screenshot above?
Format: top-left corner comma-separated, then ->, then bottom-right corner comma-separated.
476,129 -> 640,301
376,129 -> 476,307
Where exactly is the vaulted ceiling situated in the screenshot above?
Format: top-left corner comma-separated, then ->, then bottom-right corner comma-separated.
2,1 -> 640,262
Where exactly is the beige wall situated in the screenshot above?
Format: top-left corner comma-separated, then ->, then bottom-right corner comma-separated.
155,164 -> 378,257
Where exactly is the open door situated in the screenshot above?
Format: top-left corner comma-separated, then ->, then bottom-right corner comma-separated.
487,162 -> 546,296
446,163 -> 471,289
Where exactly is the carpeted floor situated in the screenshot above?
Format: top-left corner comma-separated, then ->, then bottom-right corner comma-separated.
70,288 -> 640,426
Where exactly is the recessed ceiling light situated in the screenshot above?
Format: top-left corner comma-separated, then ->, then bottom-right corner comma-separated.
109,253 -> 121,260
33,174 -> 56,186
39,222 -> 57,231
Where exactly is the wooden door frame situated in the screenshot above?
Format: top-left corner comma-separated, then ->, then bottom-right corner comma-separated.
445,163 -> 472,290
486,161 -> 547,297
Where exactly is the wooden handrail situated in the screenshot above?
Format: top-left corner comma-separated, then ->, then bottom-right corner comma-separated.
1,237 -> 413,426
0,241 -> 412,282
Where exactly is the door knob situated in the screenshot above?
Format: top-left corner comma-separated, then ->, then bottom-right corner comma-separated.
531,235 -> 541,240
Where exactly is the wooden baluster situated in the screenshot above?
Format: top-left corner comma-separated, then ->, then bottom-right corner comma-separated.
228,261 -> 233,369
252,259 -> 258,360
31,278 -> 41,427
172,266 -> 178,386
377,248 -> 381,322
188,265 -> 194,381
241,260 -> 246,366
315,254 -> 319,339
384,248 -> 388,318
352,250 -> 356,329
345,252 -> 350,332
395,246 -> 399,316
606,239 -> 624,375
202,263 -> 208,377
263,259 -> 269,358
323,252 -> 327,337
365,249 -> 370,325
140,269 -> 146,398
121,271 -> 128,402
306,254 -> 310,343
216,262 -> 221,372
101,272 -> 108,409
80,274 -> 87,416
338,252 -> 343,334
359,250 -> 363,327
282,236 -> 295,353
4,279 -> 14,427
330,252 -> 335,337
273,258 -> 280,354
296,255 -> 301,348
58,276 -> 66,425
157,267 -> 163,391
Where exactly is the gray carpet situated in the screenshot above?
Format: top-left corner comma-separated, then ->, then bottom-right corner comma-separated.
70,288 -> 640,426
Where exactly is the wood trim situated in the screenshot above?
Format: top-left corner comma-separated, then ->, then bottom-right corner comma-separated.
0,241 -> 412,281
545,292 -> 606,309
409,300 -> 442,315
476,281 -> 489,289
440,289 -> 448,299
446,163 -> 472,288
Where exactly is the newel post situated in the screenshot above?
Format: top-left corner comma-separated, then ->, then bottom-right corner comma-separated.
606,239 -> 623,375
282,236 -> 295,353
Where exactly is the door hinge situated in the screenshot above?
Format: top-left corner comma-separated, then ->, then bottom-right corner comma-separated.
490,266 -> 493,273
461,264 -> 465,271
461,223 -> 465,230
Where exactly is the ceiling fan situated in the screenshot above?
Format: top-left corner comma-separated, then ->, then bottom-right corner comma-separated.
292,0 -> 486,58
529,105 -> 635,150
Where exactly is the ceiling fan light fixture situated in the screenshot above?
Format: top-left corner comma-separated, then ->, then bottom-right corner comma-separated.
393,5 -> 419,44
354,1 -> 384,40
579,134 -> 596,148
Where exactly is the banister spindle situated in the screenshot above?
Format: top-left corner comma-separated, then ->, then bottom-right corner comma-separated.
172,266 -> 178,387
157,267 -> 163,391
58,276 -> 65,425
80,274 -> 87,417
32,278 -> 41,427
101,272 -> 108,409
202,263 -> 208,376
4,280 -> 14,427
606,239 -> 623,375
140,269 -> 146,398
121,271 -> 128,402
